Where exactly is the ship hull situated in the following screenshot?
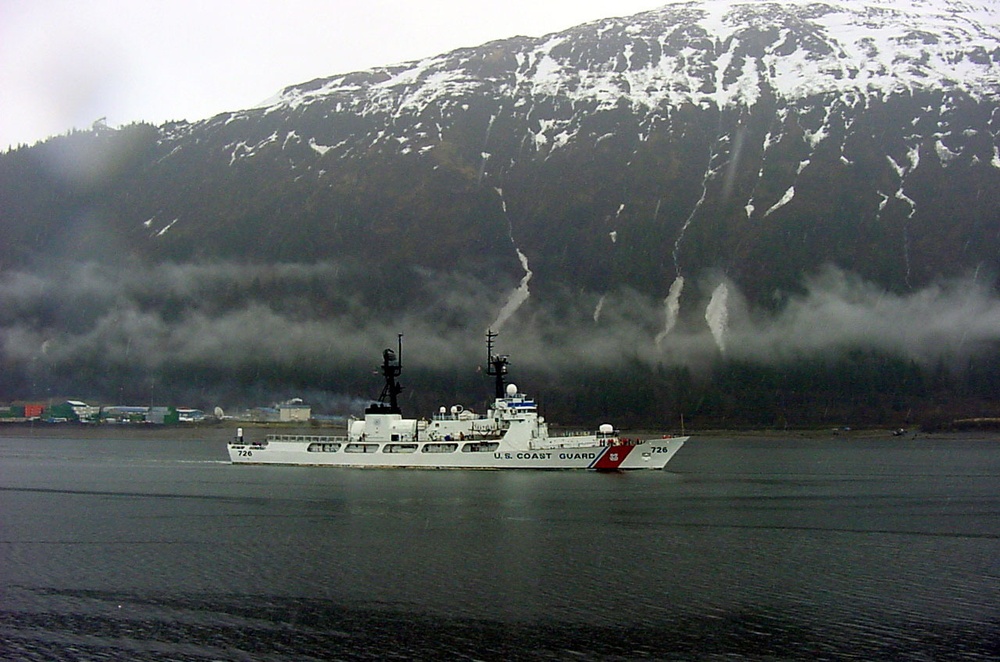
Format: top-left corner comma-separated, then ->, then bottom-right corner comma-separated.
228,436 -> 686,470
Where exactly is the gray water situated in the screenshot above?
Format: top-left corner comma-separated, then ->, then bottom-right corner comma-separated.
1,431 -> 998,660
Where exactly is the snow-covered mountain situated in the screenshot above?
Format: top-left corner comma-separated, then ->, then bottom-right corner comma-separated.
1,0 -> 999,421
259,0 -> 999,142
146,0 -> 1000,304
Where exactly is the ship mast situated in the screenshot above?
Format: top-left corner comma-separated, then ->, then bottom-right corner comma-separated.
485,330 -> 509,399
367,333 -> 403,414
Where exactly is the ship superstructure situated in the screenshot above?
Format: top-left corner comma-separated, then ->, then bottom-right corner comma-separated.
228,333 -> 687,470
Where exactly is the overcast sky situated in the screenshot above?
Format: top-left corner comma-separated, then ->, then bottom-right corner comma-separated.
1,0 -> 665,150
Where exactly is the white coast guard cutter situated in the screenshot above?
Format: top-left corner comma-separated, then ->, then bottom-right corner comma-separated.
228,332 -> 687,470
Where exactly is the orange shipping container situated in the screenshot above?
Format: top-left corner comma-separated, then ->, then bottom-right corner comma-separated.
24,404 -> 44,418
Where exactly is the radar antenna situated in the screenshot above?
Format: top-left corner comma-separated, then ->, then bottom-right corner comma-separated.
485,329 -> 509,399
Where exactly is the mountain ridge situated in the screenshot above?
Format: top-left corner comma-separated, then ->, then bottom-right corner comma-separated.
263,0 -> 1000,108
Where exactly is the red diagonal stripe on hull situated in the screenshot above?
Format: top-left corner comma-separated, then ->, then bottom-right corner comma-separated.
591,444 -> 635,470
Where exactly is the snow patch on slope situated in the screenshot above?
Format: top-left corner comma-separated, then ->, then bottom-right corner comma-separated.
764,186 -> 796,217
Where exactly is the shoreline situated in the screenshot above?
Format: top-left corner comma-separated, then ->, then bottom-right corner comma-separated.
0,422 -> 257,441
1,421 -> 998,442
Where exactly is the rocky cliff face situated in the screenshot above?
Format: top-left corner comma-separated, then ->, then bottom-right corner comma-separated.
1,1 -> 999,421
